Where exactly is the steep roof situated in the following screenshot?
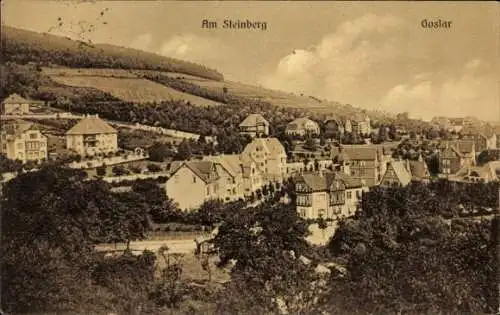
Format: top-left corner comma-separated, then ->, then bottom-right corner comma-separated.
296,171 -> 363,191
242,137 -> 286,159
170,160 -> 219,183
3,94 -> 27,104
451,161 -> 500,182
203,154 -> 243,178
330,146 -> 381,161
439,140 -> 475,155
66,115 -> 117,135
408,160 -> 430,180
387,161 -> 413,186
2,121 -> 39,138
239,114 -> 269,128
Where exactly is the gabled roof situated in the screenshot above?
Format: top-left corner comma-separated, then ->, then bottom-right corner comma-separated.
296,171 -> 363,192
439,140 -> 475,155
386,161 -> 413,186
239,114 -> 269,128
286,117 -> 319,130
439,145 -> 463,158
2,121 -> 40,138
462,124 -> 496,139
330,146 -> 381,161
451,161 -> 500,182
66,115 -> 117,135
2,93 -> 41,104
170,160 -> 219,184
203,154 -> 243,178
242,137 -> 286,159
407,160 -> 430,180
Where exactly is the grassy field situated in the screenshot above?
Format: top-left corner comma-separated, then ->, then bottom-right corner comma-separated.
41,67 -> 139,78
48,75 -> 223,107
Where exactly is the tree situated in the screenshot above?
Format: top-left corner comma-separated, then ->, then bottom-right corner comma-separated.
213,201 -> 325,313
1,167 -> 112,313
325,184 -> 498,314
148,142 -> 173,162
303,137 -> 317,151
150,246 -> 185,313
176,140 -> 192,160
96,165 -> 106,176
112,165 -> 128,176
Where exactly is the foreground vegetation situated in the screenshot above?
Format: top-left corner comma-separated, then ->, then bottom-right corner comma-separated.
1,166 -> 497,314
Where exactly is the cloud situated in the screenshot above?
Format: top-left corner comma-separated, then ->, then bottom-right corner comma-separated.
158,34 -> 233,65
380,60 -> 498,120
465,59 -> 482,71
261,13 -> 498,122
260,13 -> 405,101
130,33 -> 153,51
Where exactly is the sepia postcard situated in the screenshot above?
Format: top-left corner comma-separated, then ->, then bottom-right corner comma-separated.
0,1 -> 499,314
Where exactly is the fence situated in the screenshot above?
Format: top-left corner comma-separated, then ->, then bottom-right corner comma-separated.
101,172 -> 170,183
68,153 -> 149,169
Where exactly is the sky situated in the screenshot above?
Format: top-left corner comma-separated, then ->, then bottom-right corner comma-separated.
2,1 -> 499,121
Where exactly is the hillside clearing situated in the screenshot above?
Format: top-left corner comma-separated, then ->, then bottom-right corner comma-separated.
48,75 -> 222,106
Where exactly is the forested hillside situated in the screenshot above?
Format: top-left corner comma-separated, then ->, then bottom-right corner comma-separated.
1,26 -> 224,81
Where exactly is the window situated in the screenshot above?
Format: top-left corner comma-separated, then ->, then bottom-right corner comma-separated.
346,191 -> 352,200
29,133 -> 37,139
17,143 -> 23,149
193,176 -> 197,183
206,186 -> 210,196
299,209 -> 306,218
356,190 -> 362,199
360,161 -> 366,167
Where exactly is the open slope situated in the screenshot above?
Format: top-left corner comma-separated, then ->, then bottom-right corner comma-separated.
1,26 -> 223,81
43,68 -> 222,106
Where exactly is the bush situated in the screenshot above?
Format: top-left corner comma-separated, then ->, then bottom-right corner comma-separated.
147,163 -> 162,173
112,165 -> 128,176
129,165 -> 142,174
96,166 -> 106,177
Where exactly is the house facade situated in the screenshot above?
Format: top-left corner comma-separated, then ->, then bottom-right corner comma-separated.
357,117 -> 371,135
438,140 -> 476,175
295,171 -> 365,220
1,94 -> 38,115
379,157 -> 430,188
65,114 -> 118,156
166,161 -> 223,210
238,114 -> 269,138
324,118 -> 344,139
330,146 -> 387,187
285,118 -> 320,137
448,161 -> 500,184
461,124 -> 497,152
1,121 -> 48,163
203,154 -> 263,198
241,137 -> 287,183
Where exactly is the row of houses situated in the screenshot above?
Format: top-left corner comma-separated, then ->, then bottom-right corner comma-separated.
1,114 -> 118,163
165,137 -> 287,210
238,113 -> 372,138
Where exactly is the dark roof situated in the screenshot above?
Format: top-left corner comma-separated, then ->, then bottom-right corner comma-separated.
330,146 -> 381,161
169,160 -> 219,183
439,140 -> 475,155
408,160 -> 430,180
296,171 -> 363,191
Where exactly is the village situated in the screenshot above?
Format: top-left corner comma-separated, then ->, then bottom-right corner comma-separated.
1,2 -> 498,313
2,93 -> 499,248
